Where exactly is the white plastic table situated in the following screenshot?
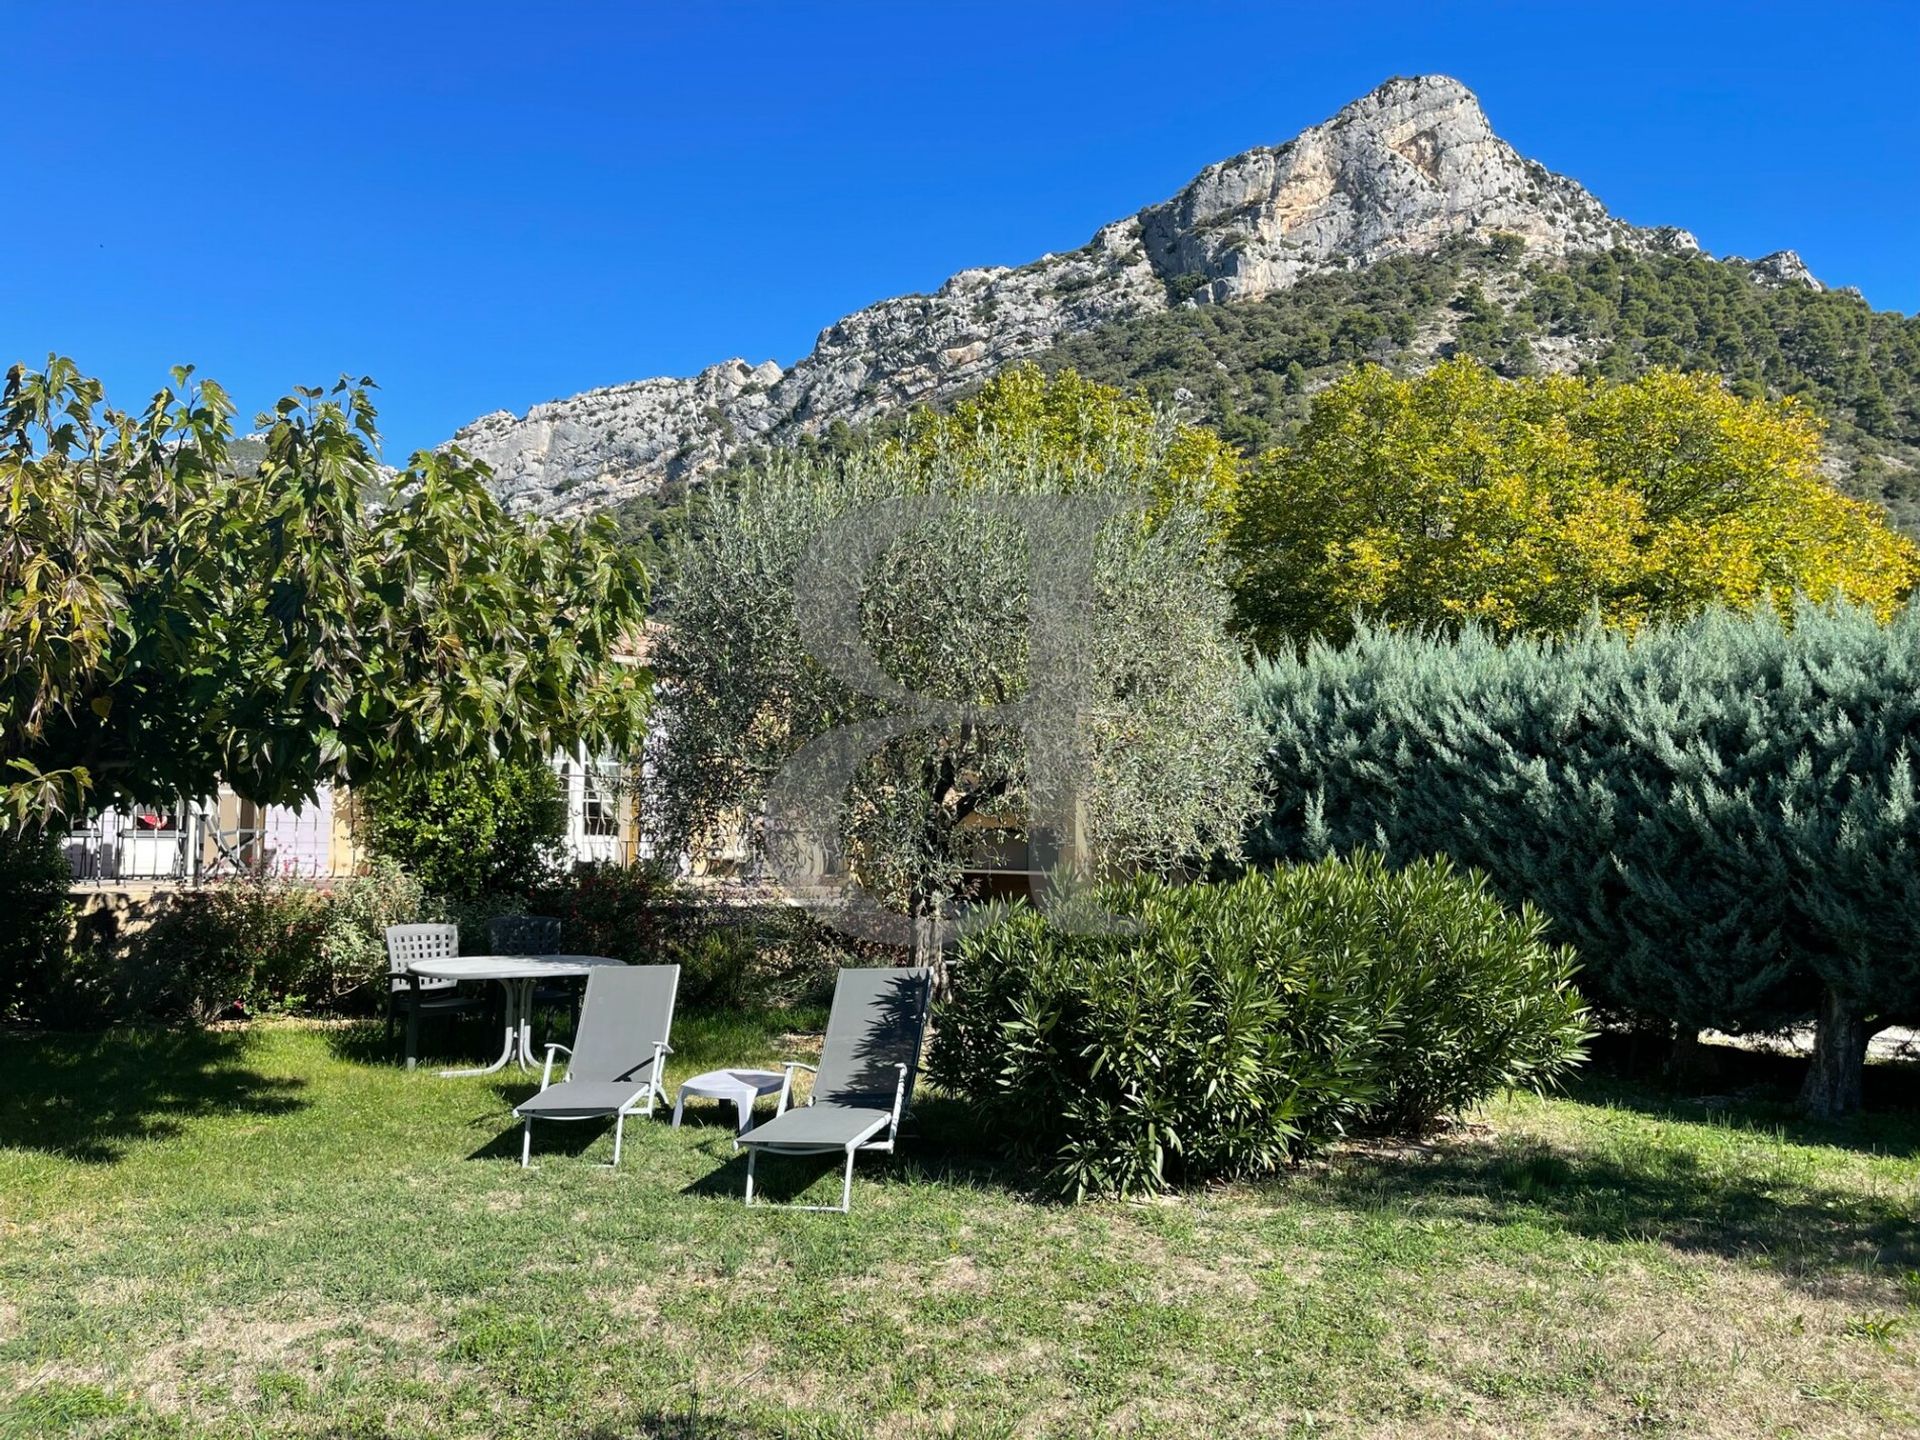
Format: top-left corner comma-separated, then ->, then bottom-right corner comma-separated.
407,955 -> 625,1077
672,1069 -> 786,1133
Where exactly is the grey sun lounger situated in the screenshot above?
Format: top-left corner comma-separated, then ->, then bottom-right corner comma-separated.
735,965 -> 933,1212
513,964 -> 679,1168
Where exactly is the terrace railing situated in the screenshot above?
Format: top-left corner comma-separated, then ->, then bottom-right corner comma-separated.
60,751 -> 656,888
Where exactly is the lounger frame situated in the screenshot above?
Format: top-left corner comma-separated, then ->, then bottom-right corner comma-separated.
518,1039 -> 672,1169
739,1061 -> 911,1213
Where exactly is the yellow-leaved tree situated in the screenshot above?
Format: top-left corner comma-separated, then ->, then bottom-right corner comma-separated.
893,363 -> 1241,524
1230,358 -> 1917,649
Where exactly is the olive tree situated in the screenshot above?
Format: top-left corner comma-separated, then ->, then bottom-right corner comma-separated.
652,384 -> 1259,972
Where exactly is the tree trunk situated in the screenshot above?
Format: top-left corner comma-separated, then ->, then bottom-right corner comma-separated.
1622,1016 -> 1672,1078
1799,985 -> 1871,1120
909,902 -> 948,997
1665,1028 -> 1717,1087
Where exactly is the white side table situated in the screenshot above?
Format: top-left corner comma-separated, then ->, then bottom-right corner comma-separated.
673,1069 -> 787,1134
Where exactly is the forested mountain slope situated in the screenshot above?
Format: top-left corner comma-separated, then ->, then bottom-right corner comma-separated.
1038,239 -> 1920,527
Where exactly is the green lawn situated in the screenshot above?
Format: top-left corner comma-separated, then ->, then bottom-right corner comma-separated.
2,1015 -> 1918,1439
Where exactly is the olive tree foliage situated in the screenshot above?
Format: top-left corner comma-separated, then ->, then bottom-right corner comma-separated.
651,414 -> 1260,963
1,358 -> 650,826
1249,602 -> 1920,1118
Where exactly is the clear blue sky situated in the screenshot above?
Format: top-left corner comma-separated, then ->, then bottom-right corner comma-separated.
9,1 -> 1917,459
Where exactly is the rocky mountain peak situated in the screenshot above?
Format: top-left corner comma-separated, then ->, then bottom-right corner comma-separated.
1743,248 -> 1823,290
452,76 -> 1704,517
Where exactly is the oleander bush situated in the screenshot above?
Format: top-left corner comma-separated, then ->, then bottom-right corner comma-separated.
929,854 -> 1590,1199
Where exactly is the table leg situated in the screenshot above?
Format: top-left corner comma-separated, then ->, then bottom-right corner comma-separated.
514,980 -> 540,1071
736,1095 -> 753,1134
437,981 -> 518,1078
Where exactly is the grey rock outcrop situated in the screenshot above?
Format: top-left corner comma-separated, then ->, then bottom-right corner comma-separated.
1741,248 -> 1824,291
453,75 -> 1704,516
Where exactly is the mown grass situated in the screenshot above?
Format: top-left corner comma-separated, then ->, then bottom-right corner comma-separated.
2,1014 -> 1917,1439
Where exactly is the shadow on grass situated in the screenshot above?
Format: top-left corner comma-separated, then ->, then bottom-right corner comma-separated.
1310,1125 -> 1920,1292
1570,1033 -> 1920,1160
0,1027 -> 307,1164
570,1410 -> 764,1439
461,1079 -> 624,1163
682,1147 -> 823,1205
322,1013 -> 553,1070
677,1093 -> 1053,1206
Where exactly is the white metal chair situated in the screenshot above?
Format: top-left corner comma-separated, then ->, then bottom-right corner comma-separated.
385,924 -> 485,1070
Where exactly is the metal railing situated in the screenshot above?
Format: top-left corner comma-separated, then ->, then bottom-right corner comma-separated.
61,752 -> 655,887
62,801 -> 346,886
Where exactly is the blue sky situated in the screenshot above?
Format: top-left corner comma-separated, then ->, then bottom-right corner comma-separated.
9,2 -> 1917,458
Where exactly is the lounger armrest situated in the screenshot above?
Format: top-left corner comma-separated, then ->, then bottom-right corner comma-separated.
887,1062 -> 910,1141
650,1040 -> 671,1092
775,1061 -> 818,1116
540,1043 -> 572,1090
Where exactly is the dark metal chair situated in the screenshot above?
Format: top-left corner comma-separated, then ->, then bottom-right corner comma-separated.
385,923 -> 486,1069
488,913 -> 579,1043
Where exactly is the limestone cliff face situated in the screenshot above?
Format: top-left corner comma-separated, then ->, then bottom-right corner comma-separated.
452,75 -> 1701,516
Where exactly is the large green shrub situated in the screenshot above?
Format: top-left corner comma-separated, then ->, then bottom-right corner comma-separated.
315,859 -> 426,1009
486,862 -> 838,1012
0,827 -> 76,1023
133,876 -> 330,1021
360,757 -> 569,900
1249,602 -> 1920,1117
928,855 -> 1589,1199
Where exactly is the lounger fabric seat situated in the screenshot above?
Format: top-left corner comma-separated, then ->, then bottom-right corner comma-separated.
514,1079 -> 662,1119
737,1101 -> 892,1149
512,964 -> 678,1167
735,965 -> 933,1212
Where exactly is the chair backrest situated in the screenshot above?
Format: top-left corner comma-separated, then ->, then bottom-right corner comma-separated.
815,967 -> 934,1110
387,924 -> 458,993
489,913 -> 561,956
569,966 -> 680,1084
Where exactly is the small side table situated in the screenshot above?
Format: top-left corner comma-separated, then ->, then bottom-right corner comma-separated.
672,1069 -> 787,1134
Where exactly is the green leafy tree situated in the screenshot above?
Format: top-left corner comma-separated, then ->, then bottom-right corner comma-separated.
654,374 -> 1260,972
892,362 -> 1243,525
0,826 -> 75,1022
359,756 -> 569,900
1041,239 -> 1920,527
1,358 -> 650,825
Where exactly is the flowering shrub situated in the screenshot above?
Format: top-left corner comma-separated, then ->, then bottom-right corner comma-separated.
134,875 -> 329,1020
125,860 -> 425,1021
315,859 -> 426,1007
